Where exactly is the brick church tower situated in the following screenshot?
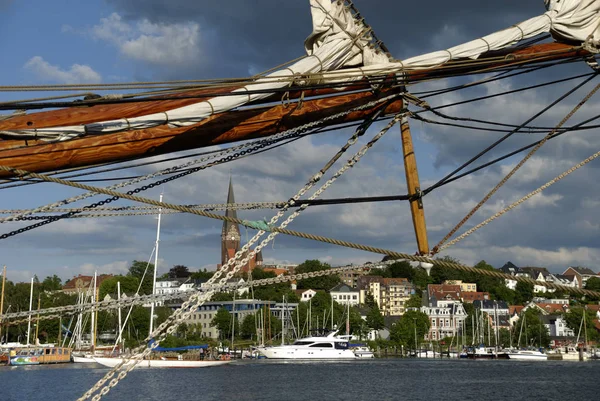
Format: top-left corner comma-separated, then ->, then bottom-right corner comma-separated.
221,177 -> 241,266
220,177 -> 263,272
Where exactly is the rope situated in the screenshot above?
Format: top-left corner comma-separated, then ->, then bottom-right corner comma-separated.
432,78 -> 600,255
438,148 -> 600,252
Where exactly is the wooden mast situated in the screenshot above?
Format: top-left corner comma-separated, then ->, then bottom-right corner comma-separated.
35,295 -> 41,344
400,114 -> 429,255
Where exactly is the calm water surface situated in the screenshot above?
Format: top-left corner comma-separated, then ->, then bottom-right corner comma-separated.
1,359 -> 598,401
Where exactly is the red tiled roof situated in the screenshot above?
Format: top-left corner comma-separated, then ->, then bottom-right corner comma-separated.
535,303 -> 569,313
462,292 -> 490,302
509,305 -> 524,315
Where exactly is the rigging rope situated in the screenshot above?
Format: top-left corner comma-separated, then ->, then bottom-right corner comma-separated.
432,78 -> 600,255
438,147 -> 600,252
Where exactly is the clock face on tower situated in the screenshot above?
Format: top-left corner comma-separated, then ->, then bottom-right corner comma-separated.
226,226 -> 240,241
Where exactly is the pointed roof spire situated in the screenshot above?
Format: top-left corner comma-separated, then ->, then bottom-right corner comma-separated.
223,176 -> 239,235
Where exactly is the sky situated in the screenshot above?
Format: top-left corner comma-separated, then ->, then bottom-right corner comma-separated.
1,0 -> 599,283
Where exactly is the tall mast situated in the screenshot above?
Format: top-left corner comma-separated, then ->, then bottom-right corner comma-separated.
149,193 -> 163,337
35,295 -> 41,344
91,271 -> 97,351
281,295 -> 285,346
0,265 -> 6,342
117,281 -> 122,353
26,277 -> 33,346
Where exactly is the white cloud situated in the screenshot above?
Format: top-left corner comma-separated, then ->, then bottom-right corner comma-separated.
23,56 -> 101,84
91,13 -> 201,66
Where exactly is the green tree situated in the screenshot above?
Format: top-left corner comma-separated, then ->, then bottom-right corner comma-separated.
513,309 -> 550,348
99,275 -> 140,300
515,282 -> 534,305
366,305 -> 384,331
240,313 -> 256,340
190,269 -> 214,281
168,265 -> 191,279
127,260 -> 154,295
405,294 -> 422,309
295,260 -> 341,290
211,307 -> 232,340
389,261 -> 415,279
585,277 -> 600,292
211,292 -> 234,302
563,307 -> 599,342
41,275 -> 62,292
389,310 -> 430,349
363,293 -> 376,309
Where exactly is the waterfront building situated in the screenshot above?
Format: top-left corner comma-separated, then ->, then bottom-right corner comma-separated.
154,278 -> 195,306
562,266 -> 599,288
295,289 -> 317,302
62,274 -> 113,294
419,304 -> 467,341
358,277 -> 414,316
185,299 -> 297,339
442,280 -> 477,293
426,284 -> 462,306
330,283 -> 359,307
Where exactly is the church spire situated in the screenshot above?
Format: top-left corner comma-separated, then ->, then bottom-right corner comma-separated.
221,176 -> 241,266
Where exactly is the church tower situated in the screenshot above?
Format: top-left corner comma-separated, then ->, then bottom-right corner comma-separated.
221,177 -> 241,267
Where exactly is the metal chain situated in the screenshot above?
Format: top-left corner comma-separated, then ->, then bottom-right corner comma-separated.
78,106 -> 399,401
432,80 -> 600,254
438,148 -> 600,252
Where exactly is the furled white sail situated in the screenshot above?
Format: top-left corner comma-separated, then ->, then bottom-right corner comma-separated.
7,0 -> 600,142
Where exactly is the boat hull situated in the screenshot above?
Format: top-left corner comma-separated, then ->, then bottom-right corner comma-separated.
256,346 -> 358,360
507,352 -> 547,361
93,357 -> 232,368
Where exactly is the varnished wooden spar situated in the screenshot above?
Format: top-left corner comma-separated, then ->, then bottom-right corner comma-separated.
0,90 -> 404,178
0,42 -> 588,178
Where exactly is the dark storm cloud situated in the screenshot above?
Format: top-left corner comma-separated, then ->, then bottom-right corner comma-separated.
105,0 -> 547,78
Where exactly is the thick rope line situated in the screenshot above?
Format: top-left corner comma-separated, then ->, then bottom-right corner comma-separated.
438,149 -> 600,252
78,114 -> 400,401
432,79 -> 600,255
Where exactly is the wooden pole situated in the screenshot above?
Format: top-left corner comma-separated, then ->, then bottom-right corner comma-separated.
0,266 -> 6,342
400,115 -> 429,255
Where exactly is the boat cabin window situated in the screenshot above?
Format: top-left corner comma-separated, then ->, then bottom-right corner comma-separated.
46,349 -> 51,355
334,342 -> 348,350
292,341 -> 313,346
309,343 -> 333,348
58,349 -> 63,355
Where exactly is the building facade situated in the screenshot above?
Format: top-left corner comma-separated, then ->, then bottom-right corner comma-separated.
358,277 -> 414,316
330,283 -> 360,306
420,303 -> 468,341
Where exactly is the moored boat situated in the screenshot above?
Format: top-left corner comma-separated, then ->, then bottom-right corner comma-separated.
256,330 -> 369,360
507,349 -> 548,361
9,346 -> 72,366
93,356 -> 232,368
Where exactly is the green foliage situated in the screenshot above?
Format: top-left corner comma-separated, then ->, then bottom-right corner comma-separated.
389,310 -> 430,348
364,293 -> 376,309
240,314 -> 256,340
515,282 -> 534,305
99,275 -> 140,300
211,292 -> 234,302
211,308 -> 233,339
513,309 -> 550,348
40,275 -> 62,292
249,268 -> 299,302
127,260 -> 154,295
190,269 -> 214,281
563,307 -> 599,342
405,294 -> 422,309
168,265 -> 191,279
295,260 -> 340,290
367,262 -> 429,290
585,277 -> 600,292
366,305 -> 384,331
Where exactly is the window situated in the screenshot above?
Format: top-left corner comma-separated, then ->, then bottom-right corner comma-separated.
309,343 -> 333,348
292,341 -> 313,346
334,342 -> 349,349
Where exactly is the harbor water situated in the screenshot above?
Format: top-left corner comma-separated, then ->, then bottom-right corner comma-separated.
1,358 -> 598,401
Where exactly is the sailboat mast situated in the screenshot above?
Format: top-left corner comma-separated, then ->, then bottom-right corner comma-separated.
26,277 -> 33,346
35,295 -> 41,344
149,193 -> 163,337
91,271 -> 97,351
0,265 -> 6,342
117,281 -> 122,353
281,295 -> 285,346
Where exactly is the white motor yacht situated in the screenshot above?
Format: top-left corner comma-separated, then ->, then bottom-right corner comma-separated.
506,349 -> 547,361
256,331 -> 371,360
